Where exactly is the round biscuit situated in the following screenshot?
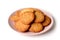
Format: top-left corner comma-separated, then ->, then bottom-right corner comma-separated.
14,20 -> 30,32
10,11 -> 19,22
20,8 -> 34,13
29,23 -> 43,32
42,15 -> 51,26
34,11 -> 44,22
20,12 -> 34,25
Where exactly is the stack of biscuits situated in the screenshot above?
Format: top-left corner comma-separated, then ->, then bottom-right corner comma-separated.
10,8 -> 51,33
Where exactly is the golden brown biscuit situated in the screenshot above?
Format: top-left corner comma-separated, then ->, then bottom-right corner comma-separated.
20,12 -> 34,25
42,15 -> 51,26
19,8 -> 34,16
10,11 -> 19,22
14,20 -> 30,32
20,8 -> 34,13
34,11 -> 44,23
29,23 -> 43,32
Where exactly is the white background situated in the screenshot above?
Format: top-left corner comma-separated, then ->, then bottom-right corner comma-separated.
0,0 -> 60,40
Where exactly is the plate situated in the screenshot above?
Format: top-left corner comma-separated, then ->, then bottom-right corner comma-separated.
8,9 -> 54,36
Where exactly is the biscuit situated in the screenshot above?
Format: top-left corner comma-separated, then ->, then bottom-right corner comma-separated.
29,23 -> 43,32
19,8 -> 34,16
42,15 -> 51,26
20,12 -> 34,25
10,11 -> 19,22
14,20 -> 30,32
20,8 -> 34,13
34,11 -> 44,22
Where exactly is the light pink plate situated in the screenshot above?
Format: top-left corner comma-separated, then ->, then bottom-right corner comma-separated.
8,9 -> 54,36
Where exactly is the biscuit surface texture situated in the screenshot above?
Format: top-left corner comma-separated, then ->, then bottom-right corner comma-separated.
20,8 -> 34,13
14,20 -> 30,32
20,12 -> 34,24
29,23 -> 43,32
34,11 -> 44,22
10,11 -> 19,22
